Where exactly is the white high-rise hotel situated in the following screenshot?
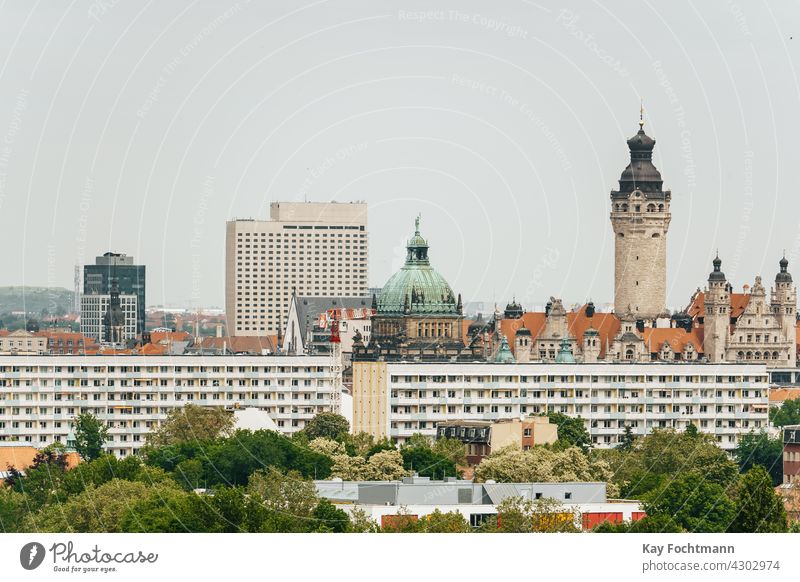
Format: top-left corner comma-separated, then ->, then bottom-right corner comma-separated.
226,202 -> 368,336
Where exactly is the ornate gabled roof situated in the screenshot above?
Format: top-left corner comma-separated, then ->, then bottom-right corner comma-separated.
376,217 -> 459,316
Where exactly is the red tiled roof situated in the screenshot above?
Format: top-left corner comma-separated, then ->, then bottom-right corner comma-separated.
497,307 -> 621,359
149,331 -> 190,344
642,327 -> 703,354
687,291 -> 751,320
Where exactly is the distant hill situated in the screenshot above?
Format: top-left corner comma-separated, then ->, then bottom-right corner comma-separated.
0,286 -> 75,316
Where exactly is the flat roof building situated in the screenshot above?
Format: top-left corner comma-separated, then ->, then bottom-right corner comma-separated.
226,202 -> 368,336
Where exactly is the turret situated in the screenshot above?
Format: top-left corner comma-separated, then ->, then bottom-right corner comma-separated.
772,256 -> 797,366
703,254 -> 729,362
610,109 -> 671,320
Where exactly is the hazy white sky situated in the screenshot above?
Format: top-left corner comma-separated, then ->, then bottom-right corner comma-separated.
1,0 -> 799,312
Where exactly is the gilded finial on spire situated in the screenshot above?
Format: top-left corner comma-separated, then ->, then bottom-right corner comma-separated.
639,100 -> 645,129
415,213 -> 420,234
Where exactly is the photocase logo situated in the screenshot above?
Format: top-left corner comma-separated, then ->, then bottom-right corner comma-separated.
19,542 -> 46,570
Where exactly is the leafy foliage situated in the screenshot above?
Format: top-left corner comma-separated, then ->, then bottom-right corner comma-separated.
73,413 -> 110,461
643,473 -> 736,533
301,413 -> 350,441
147,404 -> 234,446
770,398 -> 800,427
546,412 -> 591,451
733,431 -> 784,487
728,466 -> 787,533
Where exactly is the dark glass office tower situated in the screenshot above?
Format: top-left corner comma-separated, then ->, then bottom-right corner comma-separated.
83,252 -> 146,336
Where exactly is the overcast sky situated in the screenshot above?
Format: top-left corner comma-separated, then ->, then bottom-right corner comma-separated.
1,0 -> 799,312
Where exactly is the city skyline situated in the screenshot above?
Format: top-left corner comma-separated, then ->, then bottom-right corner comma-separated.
0,1 -> 798,312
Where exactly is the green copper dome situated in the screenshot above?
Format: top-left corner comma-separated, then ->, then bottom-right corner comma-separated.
377,216 -> 459,316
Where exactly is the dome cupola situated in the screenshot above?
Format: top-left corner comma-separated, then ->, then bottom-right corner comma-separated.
376,216 -> 459,316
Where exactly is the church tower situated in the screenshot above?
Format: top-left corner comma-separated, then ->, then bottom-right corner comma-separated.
772,256 -> 797,366
610,111 -> 671,320
703,255 -> 729,363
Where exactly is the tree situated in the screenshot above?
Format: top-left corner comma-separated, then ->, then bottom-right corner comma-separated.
23,480 -> 158,533
308,437 -> 346,457
302,413 -> 350,441
73,412 -> 109,461
770,398 -> 800,427
144,429 -> 332,486
331,449 -> 407,480
147,404 -> 234,446
367,450 -> 407,480
734,431 -> 784,486
5,444 -> 71,506
474,445 -> 616,495
311,499 -> 352,532
546,412 -> 591,451
345,432 -> 377,457
644,473 -> 736,533
494,496 -> 578,533
400,435 -> 458,479
685,423 -> 699,437
617,424 -> 636,451
728,466 -> 787,533
593,514 -> 683,533
247,467 -> 319,522
432,437 -> 468,467
608,429 -> 739,498
0,488 -> 26,532
421,509 -> 471,532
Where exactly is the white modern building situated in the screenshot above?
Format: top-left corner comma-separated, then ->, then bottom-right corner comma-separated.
0,355 -> 341,457
352,362 -> 770,450
315,476 -> 643,530
225,201 -> 369,336
80,293 -> 137,343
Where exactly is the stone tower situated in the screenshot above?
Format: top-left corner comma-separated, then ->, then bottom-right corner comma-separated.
772,256 -> 797,365
610,114 -> 671,320
703,255 -> 730,363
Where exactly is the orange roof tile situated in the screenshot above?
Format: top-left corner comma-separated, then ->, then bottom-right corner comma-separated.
149,330 -> 190,344
687,291 -> 751,320
769,388 -> 800,404
0,446 -> 81,473
497,307 -> 621,359
139,343 -> 169,355
642,327 -> 703,354
567,308 -> 621,359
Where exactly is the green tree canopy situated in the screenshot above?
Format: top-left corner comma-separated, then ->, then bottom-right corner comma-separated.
73,412 -> 110,461
147,404 -> 234,446
546,412 -> 591,451
733,431 -> 784,487
770,398 -> 800,427
644,473 -> 736,533
728,466 -> 787,533
302,412 -> 350,441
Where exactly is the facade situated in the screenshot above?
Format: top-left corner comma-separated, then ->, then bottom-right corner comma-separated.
83,252 -> 146,336
225,202 -> 368,337
784,425 -> 800,485
315,476 -> 643,530
352,361 -> 769,450
436,417 -> 558,464
689,256 -> 797,367
354,217 -> 472,361
281,294 -> 373,356
610,117 -> 671,320
0,330 -> 47,355
80,293 -> 137,344
0,355 -> 339,457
